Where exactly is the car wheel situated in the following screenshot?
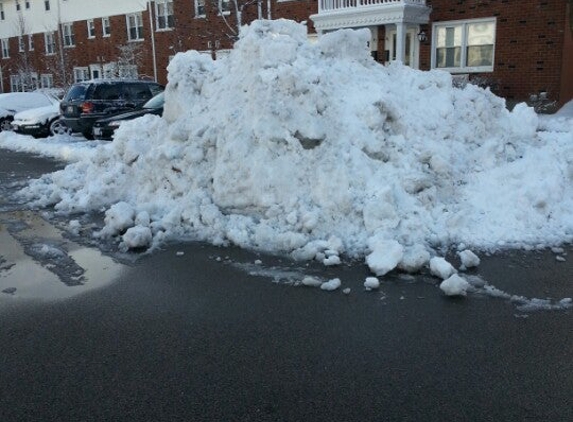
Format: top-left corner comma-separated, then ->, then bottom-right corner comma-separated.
49,118 -> 72,136
0,117 -> 13,132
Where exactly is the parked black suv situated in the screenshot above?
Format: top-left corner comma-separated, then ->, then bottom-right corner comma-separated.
60,80 -> 164,139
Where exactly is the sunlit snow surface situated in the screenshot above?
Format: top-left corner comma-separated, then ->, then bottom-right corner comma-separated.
2,20 -> 573,279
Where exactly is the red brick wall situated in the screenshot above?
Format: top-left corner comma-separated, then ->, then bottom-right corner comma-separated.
422,0 -> 570,107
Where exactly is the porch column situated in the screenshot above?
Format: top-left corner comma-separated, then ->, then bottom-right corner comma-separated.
395,22 -> 406,63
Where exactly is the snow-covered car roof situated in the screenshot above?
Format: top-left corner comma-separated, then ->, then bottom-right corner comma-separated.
0,92 -> 58,117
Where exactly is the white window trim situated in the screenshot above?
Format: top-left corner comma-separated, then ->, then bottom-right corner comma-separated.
102,17 -> 111,37
126,13 -> 144,41
28,34 -> 34,51
431,17 -> 496,74
1,39 -> 9,59
87,19 -> 96,39
73,66 -> 90,83
63,22 -> 75,47
18,36 -> 25,52
155,0 -> 174,31
40,73 -> 54,88
194,0 -> 206,18
218,0 -> 231,16
44,32 -> 56,55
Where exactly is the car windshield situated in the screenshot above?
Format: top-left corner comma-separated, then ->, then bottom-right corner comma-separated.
143,92 -> 165,109
64,84 -> 88,102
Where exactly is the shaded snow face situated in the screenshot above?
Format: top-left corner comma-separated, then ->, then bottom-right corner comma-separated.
18,19 -> 573,272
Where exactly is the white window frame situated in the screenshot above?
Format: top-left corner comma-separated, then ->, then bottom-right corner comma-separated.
0,3 -> 5,20
63,22 -> 75,47
25,0 -> 30,9
1,39 -> 9,59
44,31 -> 56,55
102,17 -> 111,37
218,0 -> 231,15
40,73 -> 54,88
15,0 -> 20,12
126,13 -> 144,41
11,75 -> 23,92
73,67 -> 90,83
155,0 -> 174,30
44,0 -> 50,11
87,19 -> 96,39
194,0 -> 205,18
28,34 -> 34,51
18,36 -> 25,52
431,18 -> 496,74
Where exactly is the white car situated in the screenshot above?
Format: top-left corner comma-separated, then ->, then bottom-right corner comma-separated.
0,92 -> 61,133
12,102 -> 71,137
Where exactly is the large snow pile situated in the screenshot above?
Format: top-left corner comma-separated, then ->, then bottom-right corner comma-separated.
19,20 -> 573,275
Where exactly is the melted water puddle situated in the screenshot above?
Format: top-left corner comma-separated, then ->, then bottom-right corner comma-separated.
0,211 -> 124,301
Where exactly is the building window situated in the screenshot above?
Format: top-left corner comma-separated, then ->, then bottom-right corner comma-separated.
87,19 -> 95,38
432,18 -> 496,72
28,34 -> 34,51
18,36 -> 25,52
25,0 -> 30,9
194,0 -> 205,17
218,0 -> 231,15
63,23 -> 75,47
15,0 -> 20,12
73,67 -> 89,83
102,17 -> 111,37
0,3 -> 5,20
44,0 -> 50,11
127,13 -> 143,41
1,39 -> 9,59
44,31 -> 56,54
11,75 -> 23,92
41,74 -> 54,88
155,0 -> 174,30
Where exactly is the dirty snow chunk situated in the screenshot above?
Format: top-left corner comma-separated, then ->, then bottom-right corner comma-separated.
458,249 -> 481,270
556,256 -> 566,262
366,238 -> 404,276
430,257 -> 456,280
34,244 -> 66,259
320,278 -> 341,291
302,276 -> 322,287
364,277 -> 380,290
323,255 -> 341,266
343,288 -> 351,295
121,226 -> 152,249
440,274 -> 470,297
103,202 -> 136,236
398,244 -> 431,273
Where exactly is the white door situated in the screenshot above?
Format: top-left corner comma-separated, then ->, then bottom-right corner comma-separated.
385,27 -> 419,68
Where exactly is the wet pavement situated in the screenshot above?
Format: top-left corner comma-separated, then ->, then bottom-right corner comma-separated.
0,149 -> 572,421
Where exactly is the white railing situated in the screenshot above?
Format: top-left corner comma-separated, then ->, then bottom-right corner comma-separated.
318,0 -> 426,13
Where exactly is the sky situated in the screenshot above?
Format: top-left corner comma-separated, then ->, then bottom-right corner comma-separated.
1,20 -> 572,303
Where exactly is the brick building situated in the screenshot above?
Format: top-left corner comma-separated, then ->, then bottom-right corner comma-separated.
0,0 -> 571,109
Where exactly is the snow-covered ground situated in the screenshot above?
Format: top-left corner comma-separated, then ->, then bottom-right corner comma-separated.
1,21 -> 572,299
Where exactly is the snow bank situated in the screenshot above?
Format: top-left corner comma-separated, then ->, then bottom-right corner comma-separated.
17,20 -> 573,274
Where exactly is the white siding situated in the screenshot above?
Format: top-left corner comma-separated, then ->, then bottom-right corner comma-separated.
0,0 -> 149,38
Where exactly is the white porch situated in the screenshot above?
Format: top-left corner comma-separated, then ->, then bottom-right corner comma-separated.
310,0 -> 431,65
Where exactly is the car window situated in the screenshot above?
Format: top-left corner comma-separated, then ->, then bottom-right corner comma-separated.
92,84 -> 122,100
63,85 -> 88,102
123,83 -> 152,102
150,84 -> 164,97
143,92 -> 165,109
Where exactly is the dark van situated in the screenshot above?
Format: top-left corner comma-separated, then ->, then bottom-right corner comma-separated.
60,80 -> 164,139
